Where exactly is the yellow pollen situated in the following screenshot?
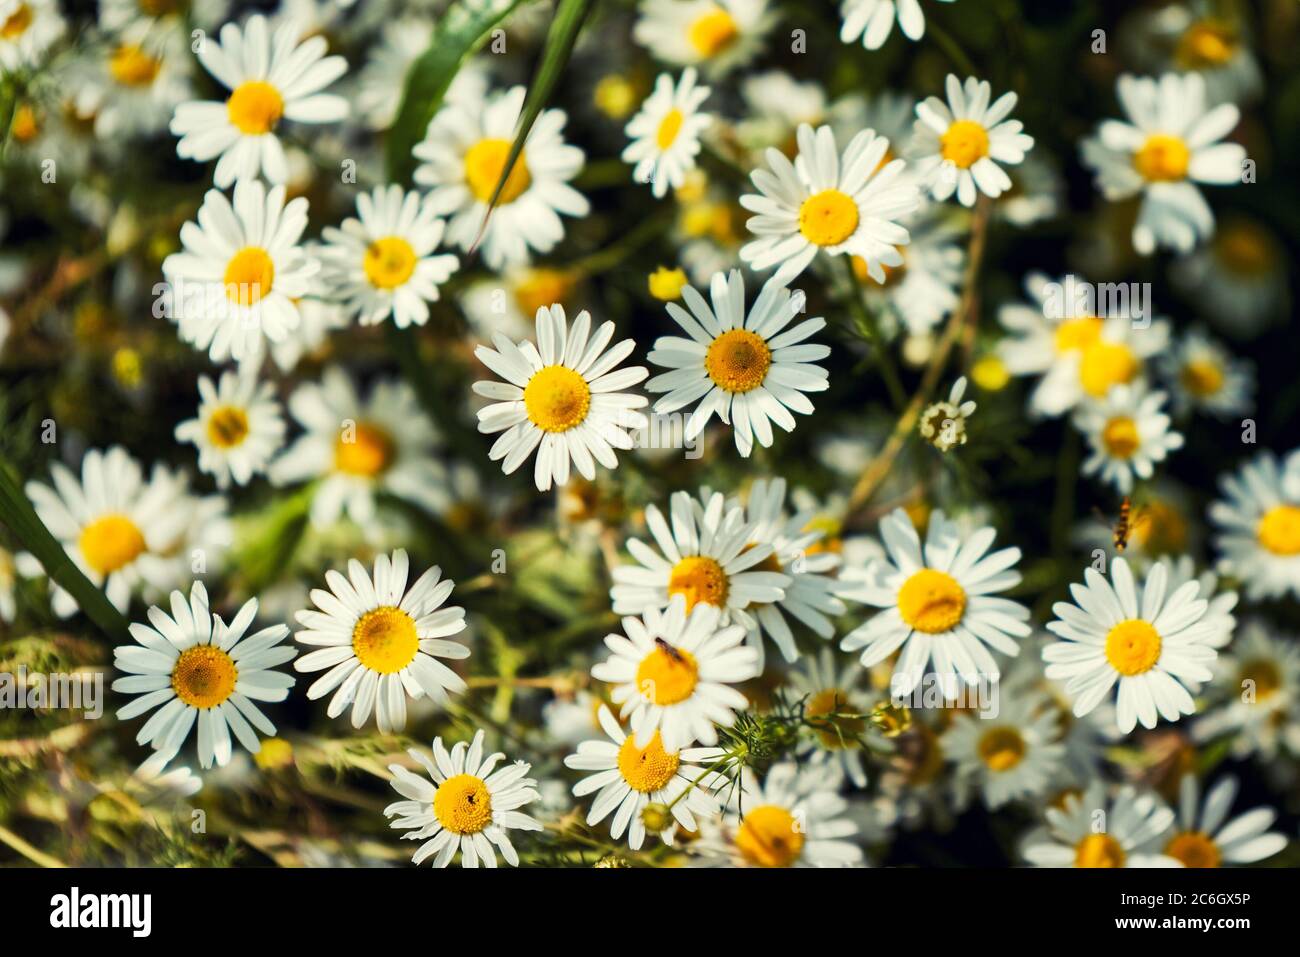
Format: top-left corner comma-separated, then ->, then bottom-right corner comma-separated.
667,556 -> 729,612
109,44 -> 163,87
514,268 -> 574,318
617,731 -> 680,792
735,805 -> 804,868
1079,340 -> 1138,397
1181,358 -> 1224,397
648,266 -> 689,301
171,645 -> 238,709
656,108 -> 685,149
1,4 -> 32,39
523,365 -> 591,433
226,80 -> 284,135
635,644 -> 699,706
363,236 -> 417,290
594,74 -> 639,120
940,119 -> 990,169
223,246 -> 275,306
433,773 -> 493,835
1257,505 -> 1300,556
351,606 -> 420,674
1165,831 -> 1221,868
1134,134 -> 1190,182
897,568 -> 967,634
1054,316 -> 1104,354
1238,658 -> 1280,700
334,422 -> 395,476
805,688 -> 865,749
704,328 -> 771,393
977,727 -> 1026,772
254,736 -> 294,770
1104,619 -> 1162,676
687,8 -> 738,57
11,103 -> 39,142
798,189 -> 859,247
1176,21 -> 1237,68
464,138 -> 531,204
971,354 -> 1010,391
206,405 -> 249,449
1075,832 -> 1126,868
79,514 -> 146,576
1101,415 -> 1140,459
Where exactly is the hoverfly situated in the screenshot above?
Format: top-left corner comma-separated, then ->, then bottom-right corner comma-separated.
1110,495 -> 1149,553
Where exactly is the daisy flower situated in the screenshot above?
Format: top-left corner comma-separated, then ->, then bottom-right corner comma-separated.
840,0 -> 956,51
270,367 -> 449,529
942,689 -> 1065,809
385,729 -> 542,868
646,270 -> 829,457
633,0 -> 775,78
591,595 -> 760,750
170,14 -> 348,187
293,550 -> 469,732
77,26 -> 192,139
1170,217 -> 1287,336
1160,555 -> 1237,651
740,123 -> 920,284
1160,774 -> 1287,867
1021,782 -> 1177,868
174,372 -> 286,489
563,704 -> 722,849
839,507 -> 1030,696
1080,72 -> 1247,254
1209,449 -> 1300,601
413,84 -> 589,271
622,67 -> 713,198
789,648 -> 871,787
319,184 -> 460,329
736,70 -> 827,154
353,19 -> 433,130
1193,619 -> 1300,759
0,0 -> 64,72
112,581 -> 295,770
471,303 -> 649,492
854,210 -> 964,336
1043,557 -> 1219,734
1157,328 -> 1253,418
1073,384 -> 1184,495
918,375 -> 976,452
910,74 -> 1034,207
162,179 -> 318,365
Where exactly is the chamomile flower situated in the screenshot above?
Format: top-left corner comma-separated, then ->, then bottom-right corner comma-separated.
471,304 -> 649,492
633,0 -> 775,78
839,507 -> 1030,696
413,84 -> 589,271
175,372 -> 286,489
854,210 -> 964,336
1021,782 -> 1177,868
918,376 -> 976,452
735,71 -> 827,154
646,270 -> 829,457
385,730 -> 542,868
1073,384 -> 1184,495
1170,217 -> 1287,336
0,0 -> 64,72
1136,4 -> 1262,106
840,0 -> 956,51
1043,557 -> 1219,734
293,550 -> 469,732
591,595 -> 760,750
1157,328 -> 1253,418
1080,72 -> 1247,254
623,67 -> 713,198
319,184 -> 459,329
170,14 -> 348,187
112,581 -> 295,770
1193,620 -> 1300,759
353,19 -> 432,130
1159,774 -> 1287,867
1160,556 -> 1237,651
789,648 -> 871,787
910,74 -> 1034,207
1209,449 -> 1300,601
942,690 -> 1065,809
564,704 -> 722,849
739,123 -> 920,284
161,179 -> 318,365
77,26 -> 192,139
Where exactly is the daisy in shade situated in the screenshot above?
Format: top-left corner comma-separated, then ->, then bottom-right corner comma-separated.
385,729 -> 542,868
840,0 -> 957,51
162,179 -> 317,366
170,14 -> 348,187
1043,556 -> 1219,734
789,648 -> 872,787
1209,448 -> 1300,601
1160,775 -> 1287,867
293,550 -> 468,732
591,595 -> 760,750
471,304 -> 649,492
0,0 -> 63,72
633,0 -> 775,78
854,210 -> 965,337
1193,620 -> 1300,759
112,581 -> 295,770
1073,384 -> 1184,494
77,26 -> 192,139
564,704 -> 722,850
910,74 -> 1034,208
319,184 -> 459,329
1021,782 -> 1177,868
623,67 -> 713,198
646,270 -> 829,457
413,84 -> 588,271
1158,328 -> 1253,419
1080,72 -> 1247,254
174,372 -> 285,489
838,507 -> 1030,696
942,689 -> 1066,809
740,123 -> 920,284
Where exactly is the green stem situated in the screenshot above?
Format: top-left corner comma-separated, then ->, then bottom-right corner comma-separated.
927,20 -> 978,77
840,256 -> 907,409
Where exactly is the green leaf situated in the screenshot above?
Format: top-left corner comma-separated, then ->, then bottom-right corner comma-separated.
385,0 -> 530,184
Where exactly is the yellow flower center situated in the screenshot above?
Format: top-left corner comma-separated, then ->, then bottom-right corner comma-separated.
206,405 -> 250,449
1104,619 -> 1162,676
464,138 -> 531,204
897,568 -> 967,634
1131,500 -> 1188,555
363,236 -> 417,290
11,103 -> 39,142
1101,415 -> 1140,459
171,645 -> 238,709
522,365 -> 591,433
977,727 -> 1026,772
1133,134 -> 1190,183
940,119 -> 990,169
223,247 -> 275,307
1238,658 -> 1280,700
648,266 -> 689,301
656,108 -> 685,149
109,44 -> 163,87
79,514 -> 146,576
1181,358 -> 1224,397
853,251 -> 905,287
617,731 -> 680,792
704,328 -> 771,393
254,736 -> 294,770
1176,21 -> 1237,69
1257,505 -> 1300,556
1079,340 -> 1138,397
1075,832 -> 1126,868
1053,316 -> 1104,354
667,556 -> 729,612
140,0 -> 181,15
735,805 -> 804,868
1165,831 -> 1221,868
798,189 -> 859,247
433,773 -> 493,835
1215,222 -> 1275,276
971,354 -> 1010,391
805,689 -> 865,749
334,422 -> 395,476
1,3 -> 32,39
351,606 -> 420,674
226,80 -> 284,135
514,268 -> 574,318
635,644 -> 699,706
594,74 -> 639,120
687,8 -> 738,57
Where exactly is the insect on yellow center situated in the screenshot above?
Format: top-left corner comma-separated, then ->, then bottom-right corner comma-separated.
1053,316 -> 1104,354
1180,358 -> 1224,397
334,422 -> 395,476
464,138 -> 531,204
1079,340 -> 1138,397
523,365 -> 591,433
1165,831 -> 1221,868
1238,658 -> 1280,700
1176,21 -> 1237,68
1075,832 -> 1126,868
940,119 -> 990,169
656,108 -> 685,149
433,773 -> 493,835
977,726 -> 1026,772
805,689 -> 865,749
1104,619 -> 1162,676
1133,134 -> 1190,183
667,555 -> 729,612
171,645 -> 238,709
226,80 -> 284,135
1101,415 -> 1140,459
351,606 -> 420,674
687,8 -> 738,57
223,246 -> 275,306
635,644 -> 699,706
735,805 -> 804,868
704,328 -> 771,393
363,236 -> 417,290
109,44 -> 162,87
897,568 -> 967,634
617,731 -> 680,792
1,3 -> 32,39
79,514 -> 146,576
1257,504 -> 1300,556
206,405 -> 249,449
798,189 -> 859,247
514,268 -> 574,318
